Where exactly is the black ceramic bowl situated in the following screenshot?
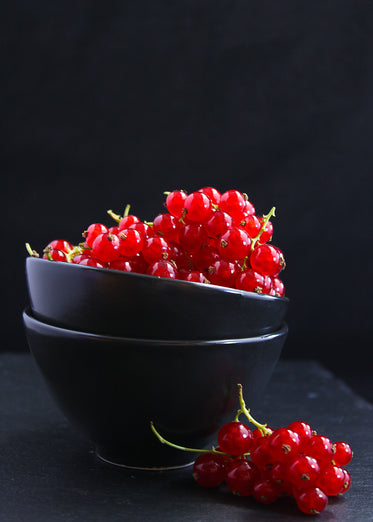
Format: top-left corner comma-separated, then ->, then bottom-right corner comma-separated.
23,308 -> 288,469
26,257 -> 288,340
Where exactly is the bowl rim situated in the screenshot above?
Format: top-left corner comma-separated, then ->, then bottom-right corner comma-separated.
23,308 -> 288,345
26,256 -> 289,303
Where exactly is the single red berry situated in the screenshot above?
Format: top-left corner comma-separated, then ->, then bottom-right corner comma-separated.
294,486 -> 328,515
146,260 -> 177,279
217,421 -> 253,456
169,241 -> 190,269
178,223 -> 208,253
316,464 -> 346,496
188,244 -> 220,272
332,441 -> 353,467
129,221 -> 155,238
287,421 -> 313,443
109,257 -> 136,272
270,277 -> 285,297
153,213 -> 181,242
71,253 -> 91,264
243,199 -> 255,217
302,434 -> 334,468
250,244 -> 285,277
78,258 -> 105,268
253,479 -> 279,504
205,210 -> 233,237
238,214 -> 261,238
219,190 -> 247,221
43,248 -> 67,262
192,453 -> 226,488
268,428 -> 300,462
249,435 -> 275,471
197,186 -> 221,206
91,232 -> 121,263
142,236 -> 172,264
45,239 -> 73,253
235,269 -> 272,294
340,469 -> 351,494
183,191 -> 214,223
224,457 -> 260,496
177,269 -> 207,283
83,223 -> 108,247
207,259 -> 239,288
287,454 -> 321,488
218,227 -> 251,260
118,229 -> 144,257
165,190 -> 187,218
108,226 -> 120,235
118,213 -> 140,231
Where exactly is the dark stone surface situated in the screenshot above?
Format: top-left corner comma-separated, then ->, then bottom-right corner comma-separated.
1,354 -> 372,521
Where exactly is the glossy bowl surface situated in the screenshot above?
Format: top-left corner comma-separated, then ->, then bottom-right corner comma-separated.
23,308 -> 288,469
26,257 -> 288,340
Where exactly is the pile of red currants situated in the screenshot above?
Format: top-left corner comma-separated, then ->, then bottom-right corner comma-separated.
26,187 -> 286,297
151,384 -> 352,516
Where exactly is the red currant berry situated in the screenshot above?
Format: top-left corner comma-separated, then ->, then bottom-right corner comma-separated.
192,452 -> 226,488
219,190 -> 247,221
224,457 -> 260,496
118,213 -> 140,231
71,253 -> 91,264
302,434 -> 333,468
109,257 -> 136,272
340,469 -> 351,494
235,269 -> 272,294
142,236 -> 172,264
207,259 -> 239,288
287,421 -> 313,443
205,210 -> 233,238
146,260 -> 177,279
78,258 -> 105,268
177,269 -> 207,283
270,277 -> 285,297
129,221 -> 155,238
217,421 -> 253,456
316,464 -> 345,496
287,454 -> 321,488
268,428 -> 300,462
169,241 -> 190,269
183,191 -> 214,223
165,190 -> 187,218
294,486 -> 328,515
218,227 -> 251,260
250,244 -> 285,277
118,229 -> 144,257
238,214 -> 261,238
253,479 -> 279,504
43,248 -> 67,262
153,213 -> 181,242
250,436 -> 275,471
45,239 -> 73,253
243,199 -> 255,217
91,232 -> 121,263
332,441 -> 353,467
197,186 -> 221,206
188,244 -> 220,272
83,223 -> 108,247
178,223 -> 208,253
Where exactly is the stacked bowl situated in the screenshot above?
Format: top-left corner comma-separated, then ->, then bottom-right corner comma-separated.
23,256 -> 288,469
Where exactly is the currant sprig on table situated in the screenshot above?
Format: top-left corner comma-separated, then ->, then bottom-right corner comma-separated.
151,384 -> 352,516
25,187 -> 286,296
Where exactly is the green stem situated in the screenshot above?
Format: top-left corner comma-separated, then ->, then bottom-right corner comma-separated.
237,384 -> 272,436
250,206 -> 276,251
25,243 -> 39,257
107,209 -> 122,223
150,422 -> 230,456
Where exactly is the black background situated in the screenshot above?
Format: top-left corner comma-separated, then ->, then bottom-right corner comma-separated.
3,2 -> 373,400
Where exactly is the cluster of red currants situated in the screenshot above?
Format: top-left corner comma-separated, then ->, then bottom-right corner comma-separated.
28,187 -> 286,297
151,385 -> 352,516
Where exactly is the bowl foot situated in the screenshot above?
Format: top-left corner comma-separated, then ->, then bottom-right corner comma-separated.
96,451 -> 194,471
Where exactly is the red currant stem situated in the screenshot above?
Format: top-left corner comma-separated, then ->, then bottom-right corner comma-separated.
65,245 -> 85,263
25,243 -> 40,257
123,204 -> 131,217
163,191 -> 171,195
150,422 -> 231,457
237,383 -> 272,435
250,206 -> 276,251
107,209 -> 122,223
